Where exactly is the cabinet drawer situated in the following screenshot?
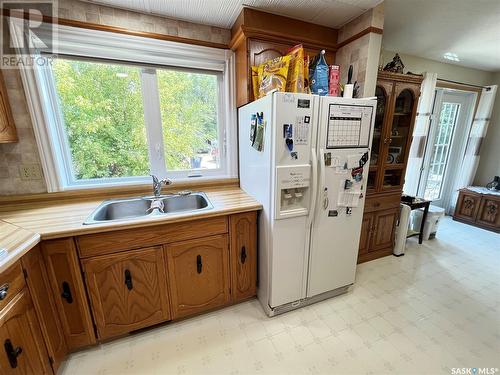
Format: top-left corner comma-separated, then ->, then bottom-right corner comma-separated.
0,261 -> 25,312
364,193 -> 401,213
77,216 -> 228,258
82,247 -> 171,339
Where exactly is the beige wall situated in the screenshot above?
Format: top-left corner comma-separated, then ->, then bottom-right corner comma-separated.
335,3 -> 384,98
0,0 -> 231,195
380,50 -> 494,86
474,72 -> 500,186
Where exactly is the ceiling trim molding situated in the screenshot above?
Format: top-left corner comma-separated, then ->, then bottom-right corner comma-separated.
336,26 -> 383,50
1,8 -> 229,50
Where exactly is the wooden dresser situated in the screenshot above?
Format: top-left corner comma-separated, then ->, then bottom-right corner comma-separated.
453,187 -> 500,232
358,71 -> 423,263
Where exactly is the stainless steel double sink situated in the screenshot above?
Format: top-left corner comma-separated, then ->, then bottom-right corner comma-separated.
83,192 -> 213,225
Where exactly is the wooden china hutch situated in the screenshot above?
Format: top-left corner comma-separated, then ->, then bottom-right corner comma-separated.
358,71 -> 423,263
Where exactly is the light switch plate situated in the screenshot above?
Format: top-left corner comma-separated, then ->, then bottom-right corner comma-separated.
19,164 -> 43,180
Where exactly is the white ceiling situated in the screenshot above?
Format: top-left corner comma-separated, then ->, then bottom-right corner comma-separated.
383,0 -> 500,72
82,0 -> 383,29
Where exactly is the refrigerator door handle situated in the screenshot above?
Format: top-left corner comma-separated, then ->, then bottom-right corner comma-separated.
308,147 -> 318,225
319,148 -> 328,210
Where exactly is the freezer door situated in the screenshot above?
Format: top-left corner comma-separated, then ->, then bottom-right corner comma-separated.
307,98 -> 375,298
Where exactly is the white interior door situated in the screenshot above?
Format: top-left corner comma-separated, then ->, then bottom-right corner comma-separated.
418,89 -> 476,210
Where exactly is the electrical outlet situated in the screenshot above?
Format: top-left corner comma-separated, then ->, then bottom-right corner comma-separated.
19,164 -> 43,181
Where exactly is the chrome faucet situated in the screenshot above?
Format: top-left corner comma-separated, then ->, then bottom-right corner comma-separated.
151,175 -> 172,198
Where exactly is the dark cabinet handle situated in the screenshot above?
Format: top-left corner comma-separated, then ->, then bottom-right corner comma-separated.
61,282 -> 73,304
0,283 -> 9,301
124,269 -> 133,290
4,339 -> 22,369
197,255 -> 202,274
240,246 -> 247,264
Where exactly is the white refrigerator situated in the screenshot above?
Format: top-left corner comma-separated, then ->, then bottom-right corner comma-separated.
239,92 -> 376,316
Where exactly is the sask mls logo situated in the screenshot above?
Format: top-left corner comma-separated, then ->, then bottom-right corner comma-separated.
452,368 -> 499,375
1,1 -> 57,68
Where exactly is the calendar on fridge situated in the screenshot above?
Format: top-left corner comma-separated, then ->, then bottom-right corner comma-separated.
326,104 -> 373,149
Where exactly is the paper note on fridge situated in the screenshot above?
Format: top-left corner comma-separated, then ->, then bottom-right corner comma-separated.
347,155 -> 359,169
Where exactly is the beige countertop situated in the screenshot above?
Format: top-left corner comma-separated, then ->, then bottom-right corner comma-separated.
0,220 -> 40,273
0,187 -> 261,273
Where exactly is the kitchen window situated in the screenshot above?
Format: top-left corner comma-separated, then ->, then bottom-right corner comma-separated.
12,20 -> 236,191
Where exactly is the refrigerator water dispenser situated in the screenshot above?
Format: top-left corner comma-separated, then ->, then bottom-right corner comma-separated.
275,165 -> 311,219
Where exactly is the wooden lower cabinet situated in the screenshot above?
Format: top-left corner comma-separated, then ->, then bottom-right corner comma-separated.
0,289 -> 51,374
371,208 -> 399,251
358,200 -> 400,264
21,246 -> 67,373
229,212 -> 257,302
454,190 -> 481,222
82,247 -> 171,339
358,213 -> 374,256
167,235 -> 230,319
453,189 -> 500,232
41,238 -> 96,350
0,211 -> 258,368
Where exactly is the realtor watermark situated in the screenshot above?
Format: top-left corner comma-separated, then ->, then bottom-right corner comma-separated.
451,368 -> 499,375
1,0 -> 57,68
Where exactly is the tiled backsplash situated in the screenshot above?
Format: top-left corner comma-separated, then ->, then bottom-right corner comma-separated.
0,0 -> 231,195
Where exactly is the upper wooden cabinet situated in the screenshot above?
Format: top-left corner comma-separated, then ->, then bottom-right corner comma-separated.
41,238 -> 96,351
82,247 -> 171,340
0,70 -> 17,143
166,235 -> 230,319
230,8 -> 338,107
0,289 -> 51,374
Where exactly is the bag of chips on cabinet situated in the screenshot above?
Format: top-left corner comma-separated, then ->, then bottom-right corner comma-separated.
303,54 -> 310,94
285,44 -> 305,93
258,55 -> 291,97
251,66 -> 260,99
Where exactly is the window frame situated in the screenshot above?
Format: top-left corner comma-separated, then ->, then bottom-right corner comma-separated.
12,19 -> 237,191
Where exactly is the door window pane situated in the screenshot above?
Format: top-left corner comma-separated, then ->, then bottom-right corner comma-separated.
157,69 -> 220,171
52,58 -> 149,180
423,102 -> 460,200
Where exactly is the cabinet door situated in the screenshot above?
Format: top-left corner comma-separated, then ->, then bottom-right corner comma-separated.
0,289 -> 51,374
380,83 -> 420,192
248,39 -> 290,67
358,212 -> 375,255
0,70 -> 17,143
454,191 -> 480,222
42,239 -> 96,350
21,246 -> 67,372
229,212 -> 257,302
371,208 -> 399,251
167,235 -> 230,319
476,197 -> 500,229
368,81 -> 394,192
82,247 -> 171,340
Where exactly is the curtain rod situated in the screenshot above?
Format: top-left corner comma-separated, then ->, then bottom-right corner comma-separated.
437,78 -> 488,90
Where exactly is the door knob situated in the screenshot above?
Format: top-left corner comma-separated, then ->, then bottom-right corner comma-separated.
4,339 -> 22,369
240,246 -> 247,264
61,282 -> 73,304
196,255 -> 202,274
124,269 -> 133,291
0,283 -> 9,301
